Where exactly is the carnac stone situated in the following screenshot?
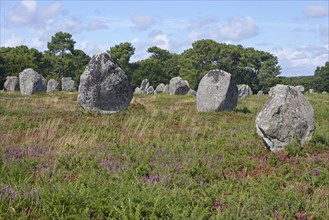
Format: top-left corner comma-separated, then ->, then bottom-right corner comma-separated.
19,68 -> 46,96
294,85 -> 305,94
134,87 -> 142,94
47,79 -> 60,93
140,79 -> 149,94
169,77 -> 190,95
146,86 -> 154,95
155,83 -> 165,94
163,84 -> 169,94
61,77 -> 75,91
255,84 -> 315,152
4,76 -> 19,91
77,52 -> 133,114
257,91 -> 264,96
188,89 -> 197,96
196,69 -> 238,112
237,84 -> 252,98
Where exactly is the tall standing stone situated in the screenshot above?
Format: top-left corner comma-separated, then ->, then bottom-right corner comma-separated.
169,77 -> 190,95
4,76 -> 19,91
140,79 -> 150,94
196,69 -> 238,112
163,84 -> 169,94
237,84 -> 252,98
77,52 -> 133,114
255,84 -> 315,152
61,77 -> 75,91
47,79 -> 60,93
19,68 -> 46,96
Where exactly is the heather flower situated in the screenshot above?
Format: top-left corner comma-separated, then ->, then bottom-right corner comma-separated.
0,184 -> 17,203
100,160 -> 122,171
141,174 -> 162,183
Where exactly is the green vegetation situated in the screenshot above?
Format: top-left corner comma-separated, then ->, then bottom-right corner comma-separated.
0,92 -> 328,219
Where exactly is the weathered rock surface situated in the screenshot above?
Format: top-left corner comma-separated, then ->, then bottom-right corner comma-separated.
4,76 -> 19,91
77,52 -> 133,114
294,85 -> 305,94
47,79 -> 60,93
163,84 -> 169,94
196,69 -> 238,112
146,86 -> 154,95
169,77 -> 190,95
140,79 -> 150,94
255,84 -> 315,152
134,87 -> 142,94
61,77 -> 75,91
237,84 -> 252,98
155,83 -> 165,94
19,68 -> 46,96
257,91 -> 264,96
188,89 -> 197,96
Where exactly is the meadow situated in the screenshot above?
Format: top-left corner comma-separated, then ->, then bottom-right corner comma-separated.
0,91 -> 328,219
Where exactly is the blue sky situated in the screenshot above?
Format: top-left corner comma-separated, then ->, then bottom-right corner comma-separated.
1,0 -> 328,76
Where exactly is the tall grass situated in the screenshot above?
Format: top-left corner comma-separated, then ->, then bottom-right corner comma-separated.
0,91 -> 328,219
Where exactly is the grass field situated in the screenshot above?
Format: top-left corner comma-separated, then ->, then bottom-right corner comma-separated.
0,91 -> 328,219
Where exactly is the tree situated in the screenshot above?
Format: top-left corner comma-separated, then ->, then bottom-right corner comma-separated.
313,61 -> 329,92
47,32 -> 76,78
108,42 -> 135,81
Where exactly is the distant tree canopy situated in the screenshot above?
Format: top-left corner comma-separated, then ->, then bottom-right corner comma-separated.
1,32 -> 326,92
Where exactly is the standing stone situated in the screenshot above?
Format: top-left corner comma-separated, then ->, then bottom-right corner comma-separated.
19,68 -> 46,96
237,84 -> 253,98
309,89 -> 314,93
257,91 -> 264,96
323,91 -> 327,94
255,84 -> 315,152
146,86 -> 154,95
77,52 -> 133,114
134,87 -> 142,94
140,79 -> 149,94
294,85 -> 305,94
196,69 -> 238,112
155,83 -> 165,94
169,77 -> 190,95
163,84 -> 169,94
188,89 -> 197,96
47,79 -> 60,93
4,76 -> 19,91
61,77 -> 75,91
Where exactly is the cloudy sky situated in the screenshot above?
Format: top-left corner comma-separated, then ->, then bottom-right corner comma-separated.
1,0 -> 328,76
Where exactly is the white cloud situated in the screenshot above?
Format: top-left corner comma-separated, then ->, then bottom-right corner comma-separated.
272,45 -> 329,75
218,16 -> 259,41
8,0 -> 60,27
76,40 -> 101,56
304,5 -> 328,18
131,14 -> 155,30
2,34 -> 25,47
87,20 -> 109,31
150,32 -> 170,50
188,16 -> 217,30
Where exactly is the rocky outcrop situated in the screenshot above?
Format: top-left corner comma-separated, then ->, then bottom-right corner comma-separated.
196,69 -> 238,112
77,52 -> 133,114
47,79 -> 60,93
294,85 -> 305,94
146,86 -> 154,95
169,77 -> 190,95
155,83 -> 165,94
19,68 -> 46,96
4,76 -> 19,91
61,77 -> 75,91
237,84 -> 252,98
256,84 -> 315,152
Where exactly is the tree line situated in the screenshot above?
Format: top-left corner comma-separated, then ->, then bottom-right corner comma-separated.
0,32 -> 328,92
